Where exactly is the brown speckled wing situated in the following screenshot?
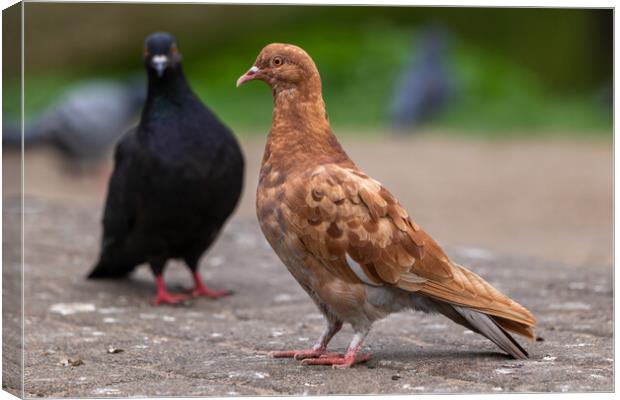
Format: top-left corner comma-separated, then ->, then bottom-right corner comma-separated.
281,164 -> 452,285
282,164 -> 536,333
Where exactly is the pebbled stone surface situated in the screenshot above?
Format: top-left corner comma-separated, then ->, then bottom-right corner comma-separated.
2,199 -> 612,397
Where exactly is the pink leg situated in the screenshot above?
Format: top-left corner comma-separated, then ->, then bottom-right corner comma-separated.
301,332 -> 372,368
269,320 -> 343,360
154,275 -> 190,306
190,271 -> 232,298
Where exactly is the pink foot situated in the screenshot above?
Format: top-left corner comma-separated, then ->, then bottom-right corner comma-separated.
269,349 -> 341,360
154,274 -> 190,306
154,291 -> 190,306
301,352 -> 372,368
190,272 -> 233,298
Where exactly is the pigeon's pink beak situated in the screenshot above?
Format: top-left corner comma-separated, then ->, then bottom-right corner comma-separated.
236,66 -> 259,87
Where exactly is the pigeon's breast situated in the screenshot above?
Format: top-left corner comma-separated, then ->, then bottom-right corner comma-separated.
256,167 -> 287,250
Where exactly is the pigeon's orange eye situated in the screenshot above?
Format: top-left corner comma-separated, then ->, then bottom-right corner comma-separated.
272,56 -> 283,66
144,48 -> 149,57
171,45 -> 178,55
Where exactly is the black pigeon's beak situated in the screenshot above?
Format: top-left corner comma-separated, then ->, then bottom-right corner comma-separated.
151,55 -> 169,78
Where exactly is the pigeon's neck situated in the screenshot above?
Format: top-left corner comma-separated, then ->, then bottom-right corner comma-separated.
272,84 -> 330,131
139,66 -> 196,136
144,65 -> 193,104
264,84 -> 351,172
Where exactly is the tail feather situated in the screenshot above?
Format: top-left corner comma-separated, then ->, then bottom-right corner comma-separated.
87,259 -> 135,279
419,264 -> 536,328
87,241 -> 138,279
413,295 -> 530,359
493,315 -> 535,340
453,305 -> 529,359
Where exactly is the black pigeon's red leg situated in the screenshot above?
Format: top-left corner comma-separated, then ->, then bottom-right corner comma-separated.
150,260 -> 189,306
269,320 -> 343,360
184,252 -> 233,298
301,331 -> 371,368
190,271 -> 233,298
154,275 -> 190,306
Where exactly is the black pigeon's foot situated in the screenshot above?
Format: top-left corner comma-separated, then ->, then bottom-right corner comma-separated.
190,271 -> 233,298
154,291 -> 191,306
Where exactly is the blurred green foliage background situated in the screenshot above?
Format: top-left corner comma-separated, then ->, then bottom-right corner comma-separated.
5,4 -> 613,136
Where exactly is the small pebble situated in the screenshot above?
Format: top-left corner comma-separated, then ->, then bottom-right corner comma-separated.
107,347 -> 124,354
59,358 -> 83,367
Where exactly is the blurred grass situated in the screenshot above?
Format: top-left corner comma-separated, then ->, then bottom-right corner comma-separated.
7,18 -> 611,137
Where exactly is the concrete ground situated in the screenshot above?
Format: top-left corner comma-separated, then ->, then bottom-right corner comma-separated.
2,135 -> 613,396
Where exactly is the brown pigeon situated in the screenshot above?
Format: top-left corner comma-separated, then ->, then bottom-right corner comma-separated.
237,43 -> 536,368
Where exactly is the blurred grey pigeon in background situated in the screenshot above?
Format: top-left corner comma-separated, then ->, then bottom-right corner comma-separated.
4,78 -> 145,166
390,26 -> 454,132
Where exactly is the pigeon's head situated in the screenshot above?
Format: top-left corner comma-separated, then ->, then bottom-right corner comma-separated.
236,43 -> 320,92
143,32 -> 182,78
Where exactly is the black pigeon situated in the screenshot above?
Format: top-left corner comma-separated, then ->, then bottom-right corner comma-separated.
88,32 -> 244,306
